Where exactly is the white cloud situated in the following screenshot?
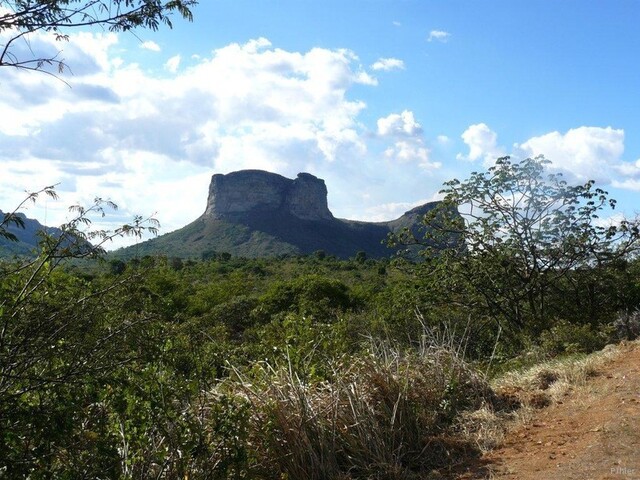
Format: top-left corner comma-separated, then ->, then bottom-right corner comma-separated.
1,35 -> 404,245
428,30 -> 451,42
384,141 -> 440,170
456,124 -> 640,192
456,123 -> 504,164
516,126 -> 624,183
362,192 -> 443,222
140,40 -> 161,52
164,54 -> 181,73
593,211 -> 627,229
371,57 -> 405,71
612,178 -> 640,191
437,135 -> 450,144
612,157 -> 640,191
376,111 -> 438,169
377,110 -> 422,137
364,199 -> 430,222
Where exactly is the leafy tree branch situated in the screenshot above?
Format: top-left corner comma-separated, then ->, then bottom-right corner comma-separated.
0,0 -> 197,73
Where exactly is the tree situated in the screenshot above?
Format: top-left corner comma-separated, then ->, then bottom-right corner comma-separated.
0,189 -> 165,475
395,156 -> 640,335
354,250 -> 367,263
0,0 -> 196,74
0,185 -> 58,241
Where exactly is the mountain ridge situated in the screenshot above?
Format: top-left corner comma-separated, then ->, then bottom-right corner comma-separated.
113,170 -> 445,260
0,210 -> 66,257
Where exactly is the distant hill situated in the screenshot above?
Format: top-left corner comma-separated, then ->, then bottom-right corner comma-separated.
0,211 -> 65,258
113,170 -> 450,260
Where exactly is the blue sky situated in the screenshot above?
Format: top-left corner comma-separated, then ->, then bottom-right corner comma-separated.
2,1 -> 640,248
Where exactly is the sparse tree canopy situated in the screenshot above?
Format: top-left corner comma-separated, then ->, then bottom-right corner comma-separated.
442,156 -> 640,329
0,0 -> 196,73
394,156 -> 640,333
443,156 -> 639,270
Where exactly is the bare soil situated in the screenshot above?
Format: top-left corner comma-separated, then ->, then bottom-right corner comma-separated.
458,342 -> 640,479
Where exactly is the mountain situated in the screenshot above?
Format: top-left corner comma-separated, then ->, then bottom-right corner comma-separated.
0,211 -> 65,258
113,170 -> 449,260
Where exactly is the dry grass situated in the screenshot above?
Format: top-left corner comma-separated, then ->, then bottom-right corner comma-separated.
200,338 -> 637,478
493,341 -> 623,400
457,340 -> 635,454
222,345 -> 495,479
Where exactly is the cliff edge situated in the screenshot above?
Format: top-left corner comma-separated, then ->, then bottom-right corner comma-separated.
204,170 -> 333,221
114,170 -> 448,259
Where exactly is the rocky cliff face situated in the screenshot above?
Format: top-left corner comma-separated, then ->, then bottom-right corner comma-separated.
204,170 -> 333,221
115,169 -> 456,260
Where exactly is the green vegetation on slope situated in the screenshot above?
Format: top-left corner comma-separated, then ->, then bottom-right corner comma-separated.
111,202 -> 448,260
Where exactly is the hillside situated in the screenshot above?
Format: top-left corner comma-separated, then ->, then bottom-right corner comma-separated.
113,205 -> 443,260
113,170 -> 447,260
0,210 -> 65,257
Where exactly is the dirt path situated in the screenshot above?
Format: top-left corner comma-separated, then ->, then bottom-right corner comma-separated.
461,342 -> 640,479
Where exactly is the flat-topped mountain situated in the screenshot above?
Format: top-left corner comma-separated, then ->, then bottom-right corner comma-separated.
205,170 -> 333,221
114,170 -> 446,260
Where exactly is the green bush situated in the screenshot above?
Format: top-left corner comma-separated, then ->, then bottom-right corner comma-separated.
255,275 -> 353,322
539,320 -> 609,357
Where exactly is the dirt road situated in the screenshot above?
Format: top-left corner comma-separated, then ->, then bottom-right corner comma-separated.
462,342 -> 640,479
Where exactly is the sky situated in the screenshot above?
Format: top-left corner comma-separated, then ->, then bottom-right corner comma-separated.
2,1 -> 640,249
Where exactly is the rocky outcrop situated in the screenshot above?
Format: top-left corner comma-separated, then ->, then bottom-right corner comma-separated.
114,169 -> 458,260
285,172 -> 333,221
204,170 -> 333,221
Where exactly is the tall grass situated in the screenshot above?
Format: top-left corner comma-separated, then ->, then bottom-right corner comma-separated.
112,339 -> 636,478
224,342 -> 495,479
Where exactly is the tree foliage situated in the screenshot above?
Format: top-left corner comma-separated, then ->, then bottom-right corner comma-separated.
0,0 -> 196,73
0,185 -> 58,241
395,156 -> 640,334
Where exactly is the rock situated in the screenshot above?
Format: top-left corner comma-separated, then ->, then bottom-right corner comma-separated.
285,173 -> 333,221
204,170 -> 333,221
113,169 -> 461,260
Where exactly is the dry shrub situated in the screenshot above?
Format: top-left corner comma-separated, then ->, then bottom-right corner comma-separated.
456,407 -> 506,452
492,343 -> 621,406
227,345 -> 495,479
613,310 -> 640,341
457,340 -> 638,455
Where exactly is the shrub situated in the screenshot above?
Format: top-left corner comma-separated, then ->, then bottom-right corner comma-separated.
539,320 -> 609,357
228,344 -> 494,479
612,310 -> 640,341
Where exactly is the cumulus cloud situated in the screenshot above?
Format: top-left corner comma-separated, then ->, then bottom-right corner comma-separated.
164,54 -> 181,73
516,126 -> 624,183
456,123 -> 640,191
371,57 -> 405,71
376,111 -> 439,170
363,199 -> 431,222
384,141 -> 440,169
612,157 -> 640,191
0,28 -> 116,79
428,30 -> 451,42
360,190 -> 444,222
612,177 -> 640,191
456,123 -> 505,164
377,110 -> 422,137
140,40 -> 161,52
1,34 -> 405,245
